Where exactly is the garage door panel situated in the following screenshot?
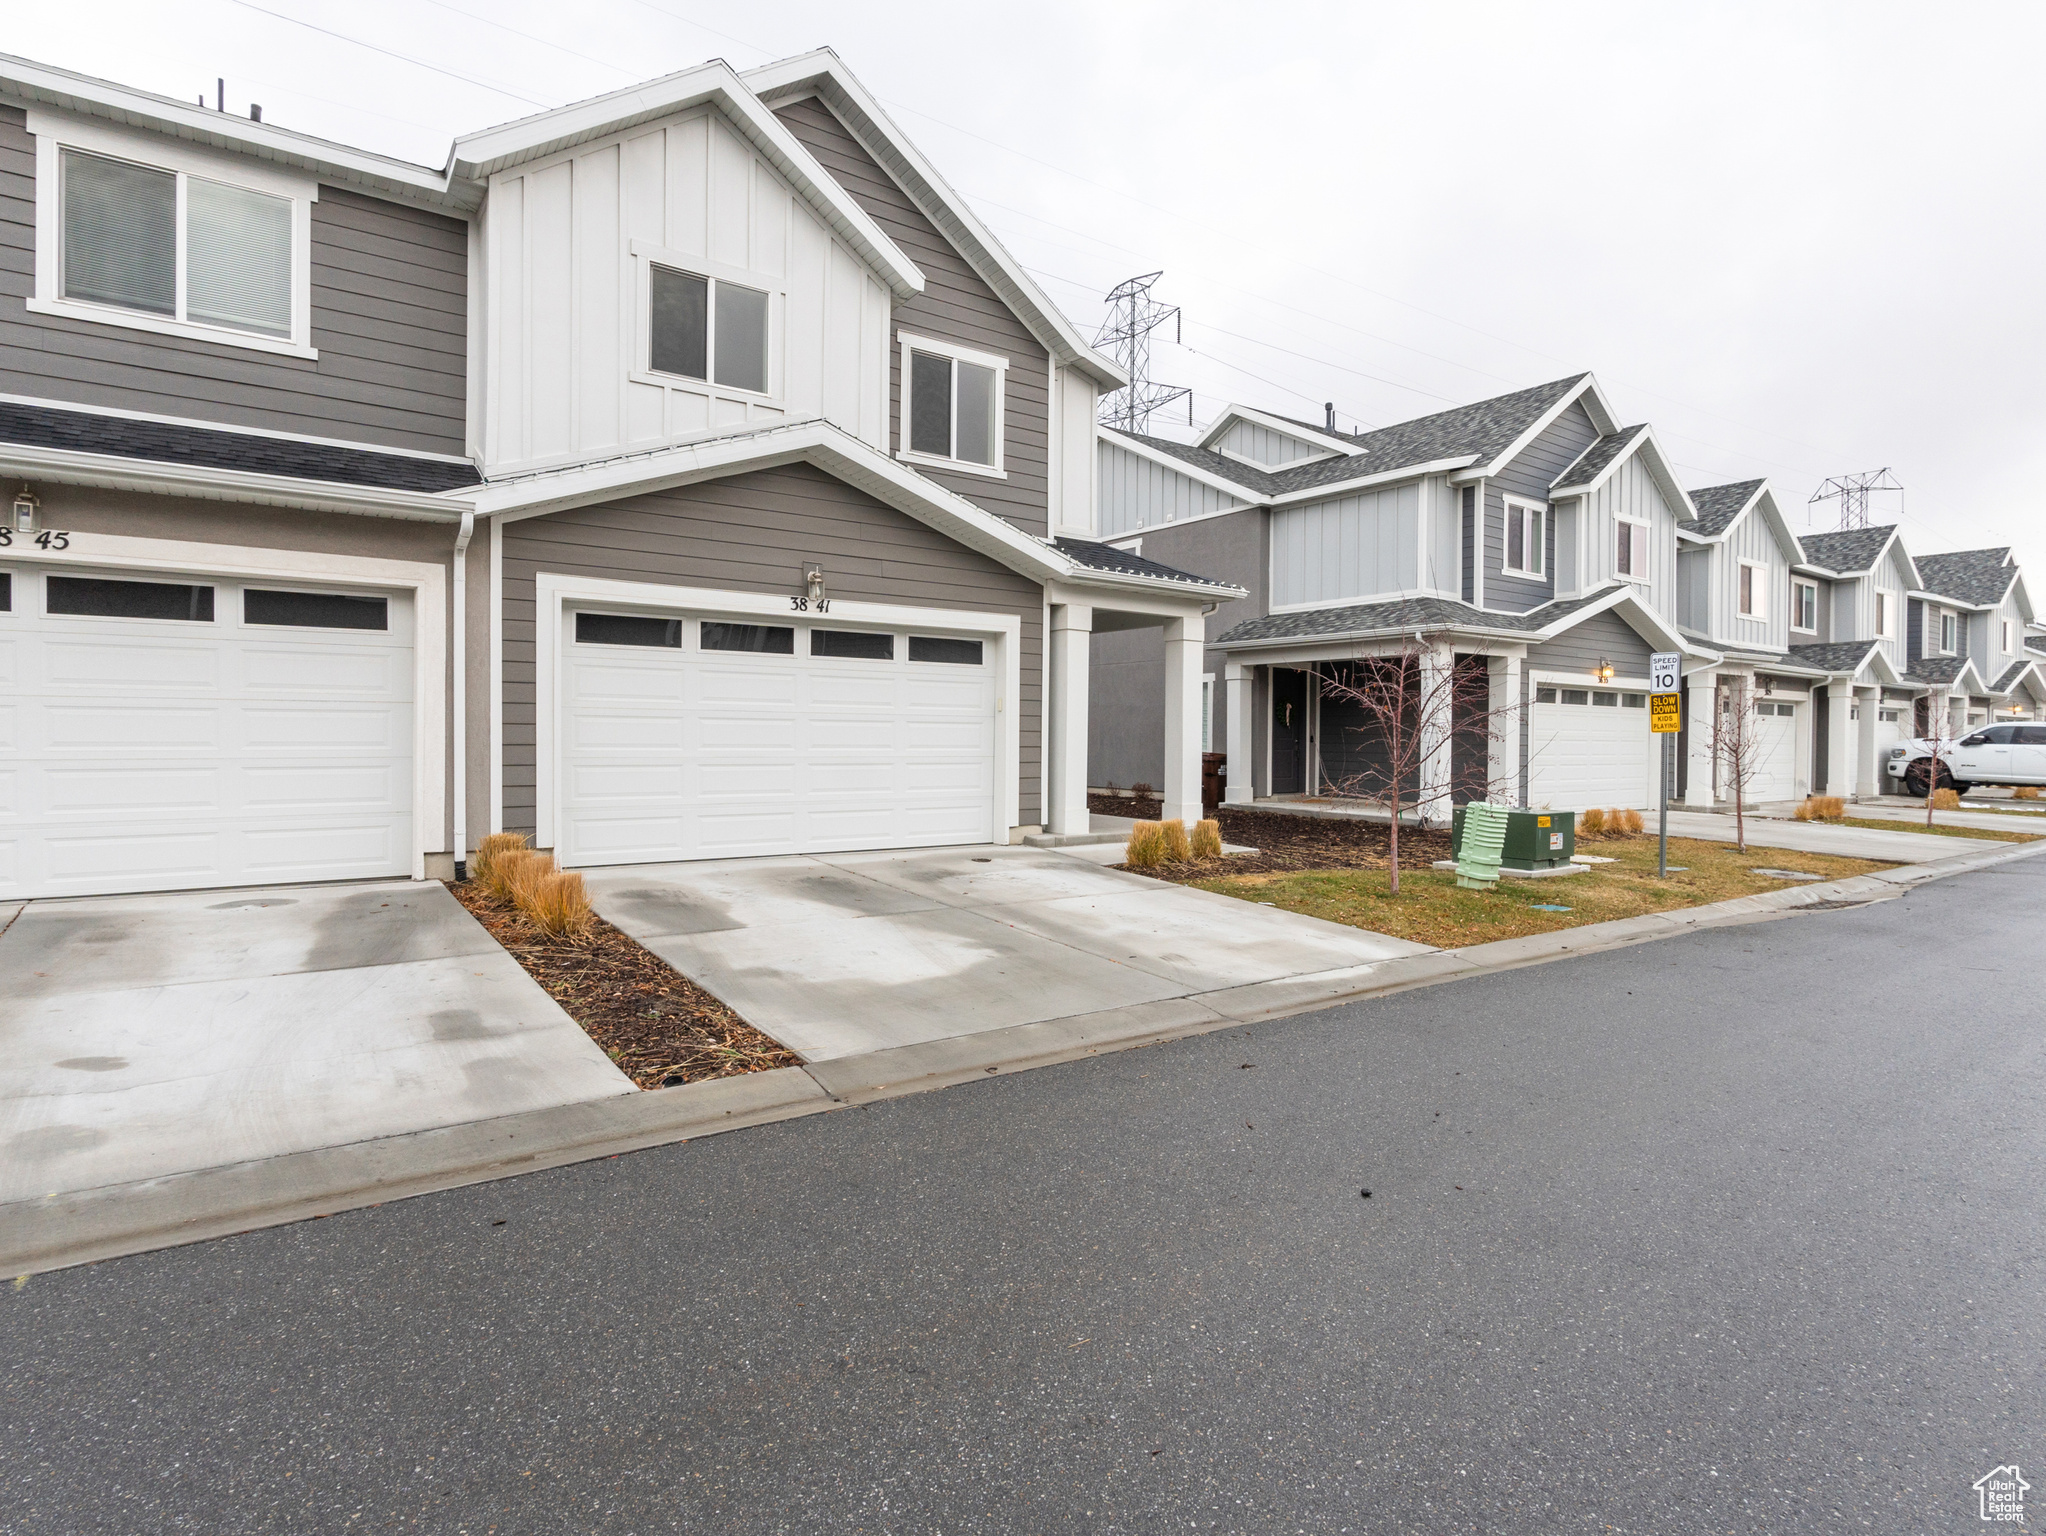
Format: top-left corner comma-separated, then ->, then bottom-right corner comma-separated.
242,822 -> 406,876
569,659 -> 677,702
702,715 -> 799,751
699,667 -> 797,703
797,760 -> 899,796
43,829 -> 224,886
44,765 -> 221,814
240,763 -> 401,813
45,637 -> 221,689
571,762 -> 687,801
696,810 -> 800,855
1529,694 -> 1652,811
569,710 -> 689,751
903,759 -> 991,794
905,719 -> 987,752
45,703 -> 222,750
906,675 -> 986,709
0,636 -> 16,686
699,761 -> 797,797
241,645 -> 402,694
243,703 -> 402,752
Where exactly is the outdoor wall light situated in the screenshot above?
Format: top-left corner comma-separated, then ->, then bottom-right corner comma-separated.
804,564 -> 826,603
11,484 -> 36,534
1594,657 -> 1615,683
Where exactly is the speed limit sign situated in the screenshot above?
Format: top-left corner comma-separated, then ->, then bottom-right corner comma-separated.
1649,652 -> 1681,693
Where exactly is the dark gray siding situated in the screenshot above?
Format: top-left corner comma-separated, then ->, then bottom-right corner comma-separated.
1906,598 -> 1923,664
499,461 -> 1045,833
0,107 -> 467,454
1086,509 -> 1263,789
773,97 -> 1050,537
1459,485 -> 1475,602
1483,400 -> 1597,612
1524,607 -> 1652,678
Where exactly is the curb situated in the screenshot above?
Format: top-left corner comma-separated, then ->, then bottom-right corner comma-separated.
7,836 -> 2041,1278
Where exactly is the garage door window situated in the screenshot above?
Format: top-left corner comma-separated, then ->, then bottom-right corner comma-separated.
47,574 -> 213,621
1593,690 -> 1619,707
1622,693 -> 1646,707
811,629 -> 893,660
701,621 -> 794,654
244,588 -> 388,630
1559,689 -> 1589,706
0,572 -> 10,610
576,612 -> 681,648
910,635 -> 983,665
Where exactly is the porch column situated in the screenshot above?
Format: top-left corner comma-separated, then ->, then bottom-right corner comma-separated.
1223,660 -> 1253,804
1854,686 -> 1881,799
1045,603 -> 1093,836
1161,611 -> 1205,827
1417,643 -> 1454,828
1486,653 -> 1520,804
1824,682 -> 1855,797
1684,671 -> 1717,807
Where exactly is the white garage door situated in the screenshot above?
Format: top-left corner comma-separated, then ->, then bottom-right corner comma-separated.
1872,703 -> 1907,791
1750,700 -> 1799,802
1528,684 -> 1654,810
0,563 -> 414,900
559,604 -> 997,866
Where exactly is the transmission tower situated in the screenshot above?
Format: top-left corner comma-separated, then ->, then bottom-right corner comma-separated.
1093,272 -> 1190,433
1809,469 -> 1903,530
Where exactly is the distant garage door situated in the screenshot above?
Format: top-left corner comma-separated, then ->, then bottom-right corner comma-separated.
1,563 -> 415,900
1749,699 -> 1799,802
557,604 -> 998,866
1528,684 -> 1654,810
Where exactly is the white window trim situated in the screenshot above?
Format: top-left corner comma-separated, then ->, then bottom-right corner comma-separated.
1938,610 -> 1958,655
2002,619 -> 2013,654
1500,494 -> 1545,578
1874,588 -> 1895,638
1791,579 -> 1818,633
895,329 -> 1009,480
1736,558 -> 1769,620
626,238 -> 784,405
26,108 -> 317,359
1615,517 -> 1652,584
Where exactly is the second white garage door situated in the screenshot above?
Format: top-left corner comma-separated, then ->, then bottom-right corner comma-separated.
1528,684 -> 1655,810
1749,699 -> 1800,802
558,605 -> 998,866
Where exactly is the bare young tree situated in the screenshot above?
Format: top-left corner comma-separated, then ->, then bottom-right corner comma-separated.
1312,643 -> 1514,893
1712,676 -> 1765,853
1908,689 -> 1960,826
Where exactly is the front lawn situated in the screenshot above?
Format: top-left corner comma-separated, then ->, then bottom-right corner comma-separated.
1180,836 -> 1898,949
1827,815 -> 2040,843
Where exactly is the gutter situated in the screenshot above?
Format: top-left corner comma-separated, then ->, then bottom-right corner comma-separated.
0,441 -> 474,522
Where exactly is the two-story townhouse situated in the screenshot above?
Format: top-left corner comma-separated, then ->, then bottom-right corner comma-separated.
0,48 -> 1238,902
1910,549 -> 2043,725
1088,374 -> 1702,819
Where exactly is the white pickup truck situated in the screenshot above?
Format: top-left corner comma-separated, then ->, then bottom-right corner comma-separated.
1886,723 -> 2046,796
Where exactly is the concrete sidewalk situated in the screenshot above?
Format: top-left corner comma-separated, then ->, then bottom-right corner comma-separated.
1659,809 -> 1989,863
1842,799 -> 2046,834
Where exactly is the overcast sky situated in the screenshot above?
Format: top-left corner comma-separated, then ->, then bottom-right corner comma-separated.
13,1 -> 2043,581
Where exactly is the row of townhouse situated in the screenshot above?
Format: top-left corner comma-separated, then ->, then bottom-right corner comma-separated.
0,48 -> 1237,902
1088,379 -> 2046,815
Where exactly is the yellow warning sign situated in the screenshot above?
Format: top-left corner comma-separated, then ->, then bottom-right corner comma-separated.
1650,692 -> 1682,734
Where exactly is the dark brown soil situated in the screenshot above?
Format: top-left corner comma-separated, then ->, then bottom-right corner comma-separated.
449,882 -> 800,1090
1086,793 -> 1453,878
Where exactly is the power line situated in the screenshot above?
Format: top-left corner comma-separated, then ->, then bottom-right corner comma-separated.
220,0 -> 553,108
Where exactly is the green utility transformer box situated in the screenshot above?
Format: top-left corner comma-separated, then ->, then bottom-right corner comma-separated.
1451,807 -> 1575,869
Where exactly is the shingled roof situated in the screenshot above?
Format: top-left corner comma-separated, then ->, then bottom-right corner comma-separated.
1052,538 -> 1239,593
0,399 -> 481,493
1915,548 -> 2015,607
1787,639 -> 1881,674
1551,424 -> 1647,493
1989,657 -> 2041,694
1798,524 -> 1896,573
1687,479 -> 1767,538
1213,588 -> 1620,648
1904,655 -> 1972,686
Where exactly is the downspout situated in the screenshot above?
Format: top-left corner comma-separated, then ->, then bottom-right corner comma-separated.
451,510 -> 475,880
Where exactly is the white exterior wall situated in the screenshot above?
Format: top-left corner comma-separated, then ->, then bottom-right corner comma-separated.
1096,442 -> 1247,538
1873,544 -> 1912,672
1577,454 -> 1679,620
482,106 -> 890,474
1215,419 -> 1332,467
1711,508 -> 1790,651
1049,365 -> 1099,538
1269,481 -> 1422,609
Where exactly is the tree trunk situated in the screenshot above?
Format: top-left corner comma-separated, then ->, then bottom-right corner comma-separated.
1387,771 -> 1401,895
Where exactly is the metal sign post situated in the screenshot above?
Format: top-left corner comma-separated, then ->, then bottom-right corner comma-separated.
1649,652 -> 1682,879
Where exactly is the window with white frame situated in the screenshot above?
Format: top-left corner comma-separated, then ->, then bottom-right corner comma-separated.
899,333 -> 1005,475
29,117 -> 313,356
1615,519 -> 1650,580
1502,496 -> 1545,577
1792,579 -> 1817,631
1737,560 -> 1766,618
2003,619 -> 2014,653
647,263 -> 769,394
1940,610 -> 1958,654
1875,589 -> 1893,637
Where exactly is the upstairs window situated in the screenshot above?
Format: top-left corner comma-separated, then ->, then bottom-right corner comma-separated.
53,146 -> 298,345
1940,611 -> 1958,653
1615,519 -> 1650,580
649,263 -> 769,394
899,332 -> 1005,475
1875,590 -> 1893,637
1792,580 -> 1817,631
1502,497 -> 1544,577
1737,560 -> 1765,617
2003,619 -> 2014,653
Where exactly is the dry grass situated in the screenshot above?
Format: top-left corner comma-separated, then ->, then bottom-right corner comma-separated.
1930,787 -> 1963,811
525,870 -> 594,938
501,848 -> 557,910
1191,818 -> 1224,860
1616,807 -> 1644,835
470,831 -> 528,887
1188,836 -> 1897,950
1125,821 -> 1167,869
1833,816 -> 2039,844
1794,795 -> 1847,822
2017,786 -> 2041,801
1161,818 -> 1192,862
1578,807 -> 1606,837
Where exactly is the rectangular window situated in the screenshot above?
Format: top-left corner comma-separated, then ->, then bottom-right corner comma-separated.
1940,612 -> 1958,653
811,629 -> 893,660
700,620 -> 793,654
648,263 -> 768,394
1616,519 -> 1649,579
901,335 -> 1005,471
1738,561 -> 1763,617
1559,688 -> 1589,706
1622,692 -> 1646,708
60,148 -> 293,340
1535,686 -> 1558,704
575,611 -> 681,648
2002,620 -> 2013,653
1503,498 -> 1544,577
244,589 -> 388,630
1875,590 -> 1892,637
1592,690 -> 1619,707
1792,580 -> 1817,631
0,572 -> 10,611
48,574 -> 213,621
908,635 -> 983,665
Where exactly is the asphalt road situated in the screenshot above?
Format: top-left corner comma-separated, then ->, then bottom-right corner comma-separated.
4,858 -> 2042,1534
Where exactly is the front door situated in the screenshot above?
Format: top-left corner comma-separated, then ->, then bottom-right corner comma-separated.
1270,667 -> 1309,795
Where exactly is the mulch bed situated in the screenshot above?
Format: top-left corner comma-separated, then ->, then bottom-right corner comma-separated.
448,881 -> 800,1091
1086,793 -> 1454,878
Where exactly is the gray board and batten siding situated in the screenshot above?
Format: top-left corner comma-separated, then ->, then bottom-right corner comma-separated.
1096,439 -> 1249,538
1483,399 -> 1596,613
771,97 -> 1051,537
0,109 -> 468,455
1213,418 -> 1330,468
498,461 -> 1047,834
1524,606 -> 1653,681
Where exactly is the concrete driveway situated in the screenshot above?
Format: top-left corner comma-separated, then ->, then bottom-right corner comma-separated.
0,881 -> 633,1203
583,845 -> 1431,1062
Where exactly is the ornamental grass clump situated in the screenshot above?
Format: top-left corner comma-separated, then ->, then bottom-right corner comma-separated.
471,831 -> 529,893
1161,818 -> 1192,862
501,849 -> 558,911
1577,807 -> 1607,838
1190,818 -> 1224,860
1618,807 -> 1644,835
1930,787 -> 1962,811
524,870 -> 594,938
1125,821 -> 1168,869
2017,786 -> 2041,801
1794,795 -> 1847,822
